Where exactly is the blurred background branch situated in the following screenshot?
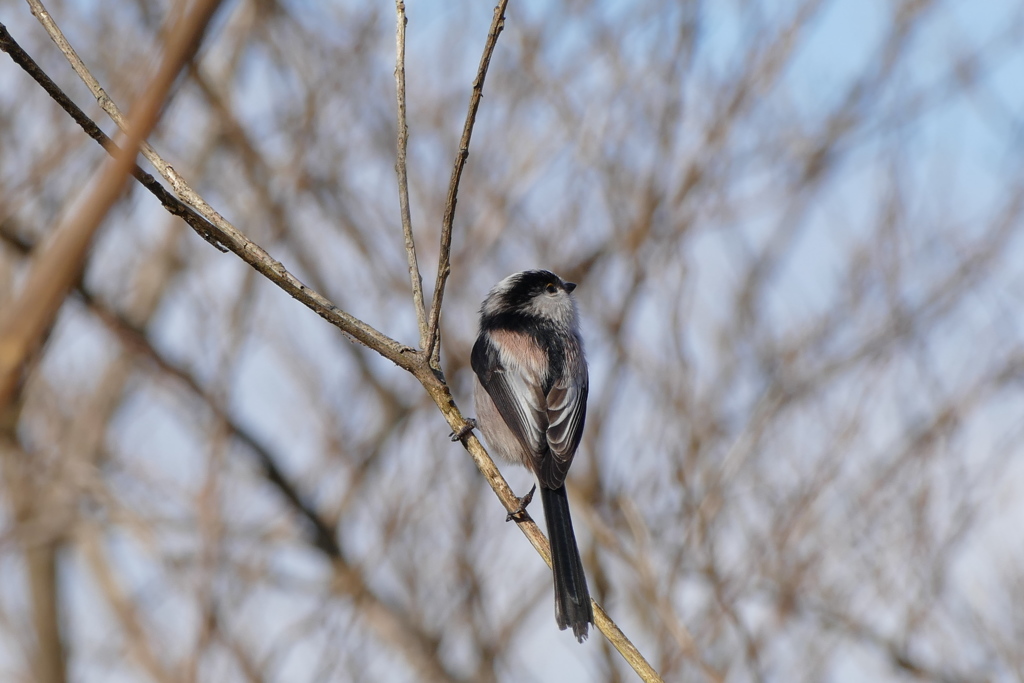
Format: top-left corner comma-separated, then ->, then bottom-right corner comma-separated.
0,0 -> 224,408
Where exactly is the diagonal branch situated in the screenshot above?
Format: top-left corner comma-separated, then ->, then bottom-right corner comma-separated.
394,0 -> 429,350
419,376 -> 665,682
424,0 -> 510,365
3,12 -> 418,374
24,0 -> 234,237
0,22 -> 226,250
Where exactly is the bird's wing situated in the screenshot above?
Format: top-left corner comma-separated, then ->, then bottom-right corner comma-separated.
471,333 -> 548,457
540,347 -> 588,488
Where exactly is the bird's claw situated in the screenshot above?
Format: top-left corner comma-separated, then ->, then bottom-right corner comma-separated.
505,484 -> 537,522
449,418 -> 477,442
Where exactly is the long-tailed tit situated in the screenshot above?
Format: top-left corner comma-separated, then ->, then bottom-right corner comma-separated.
470,270 -> 593,642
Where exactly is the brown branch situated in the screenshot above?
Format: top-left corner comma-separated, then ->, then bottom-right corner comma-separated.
424,0 -> 509,365
395,0 -> 429,349
26,539 -> 65,683
24,0 -> 227,235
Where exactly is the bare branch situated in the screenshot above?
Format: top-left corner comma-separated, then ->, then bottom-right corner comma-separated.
26,538 -> 64,683
425,0 -> 510,365
0,22 -> 226,250
423,379 -> 665,681
395,0 -> 429,349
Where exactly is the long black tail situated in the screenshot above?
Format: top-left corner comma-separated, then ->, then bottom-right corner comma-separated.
540,484 -> 593,642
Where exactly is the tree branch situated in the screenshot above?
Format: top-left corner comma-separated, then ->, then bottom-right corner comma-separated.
394,0 -> 429,350
0,22 -> 226,250
419,373 -> 665,682
424,0 -> 510,365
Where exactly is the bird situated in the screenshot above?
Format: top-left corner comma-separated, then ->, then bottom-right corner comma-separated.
468,269 -> 593,642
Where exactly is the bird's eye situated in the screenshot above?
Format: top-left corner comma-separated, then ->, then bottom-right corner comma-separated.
545,283 -> 558,294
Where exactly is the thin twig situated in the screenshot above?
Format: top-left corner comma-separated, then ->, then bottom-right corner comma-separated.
413,4 -> 664,671
424,0 -> 510,365
394,0 -> 429,349
25,0 -> 194,206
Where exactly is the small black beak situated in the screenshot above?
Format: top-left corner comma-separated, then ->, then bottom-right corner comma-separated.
563,282 -> 577,293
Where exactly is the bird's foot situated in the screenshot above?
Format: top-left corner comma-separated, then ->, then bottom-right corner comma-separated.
449,418 -> 477,442
505,484 -> 537,522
